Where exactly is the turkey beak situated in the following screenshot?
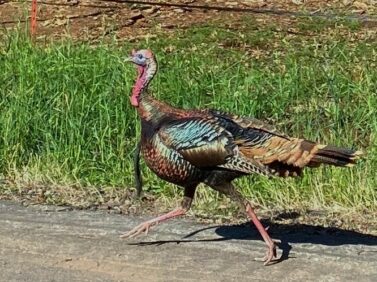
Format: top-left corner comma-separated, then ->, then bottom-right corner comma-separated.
124,49 -> 137,63
124,56 -> 133,63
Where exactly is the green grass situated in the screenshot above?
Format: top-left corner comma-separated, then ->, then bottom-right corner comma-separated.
0,19 -> 376,213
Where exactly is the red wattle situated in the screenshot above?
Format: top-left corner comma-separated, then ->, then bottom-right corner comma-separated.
130,95 -> 139,107
130,66 -> 146,107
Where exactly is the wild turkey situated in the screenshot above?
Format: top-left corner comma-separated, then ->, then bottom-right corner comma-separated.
121,49 -> 363,265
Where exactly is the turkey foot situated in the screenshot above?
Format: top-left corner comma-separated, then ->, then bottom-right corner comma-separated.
120,207 -> 187,239
120,221 -> 153,238
254,240 -> 278,265
263,240 -> 277,265
245,202 -> 279,265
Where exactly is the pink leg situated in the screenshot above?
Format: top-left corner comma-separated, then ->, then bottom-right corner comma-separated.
120,192 -> 195,239
208,182 -> 278,266
245,202 -> 277,265
120,207 -> 187,238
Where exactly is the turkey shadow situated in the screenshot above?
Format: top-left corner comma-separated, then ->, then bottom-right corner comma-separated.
128,214 -> 377,264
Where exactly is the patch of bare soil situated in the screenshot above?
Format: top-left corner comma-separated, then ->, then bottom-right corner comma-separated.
1,0 -> 377,41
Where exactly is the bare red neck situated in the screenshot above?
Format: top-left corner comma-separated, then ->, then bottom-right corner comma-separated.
131,61 -> 157,107
130,57 -> 198,122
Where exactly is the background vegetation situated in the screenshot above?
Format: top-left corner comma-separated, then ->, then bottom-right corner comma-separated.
0,18 -> 376,215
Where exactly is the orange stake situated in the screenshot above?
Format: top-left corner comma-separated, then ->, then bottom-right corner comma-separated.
31,0 -> 37,36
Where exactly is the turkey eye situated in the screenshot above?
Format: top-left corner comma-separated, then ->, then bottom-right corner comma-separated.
137,54 -> 143,60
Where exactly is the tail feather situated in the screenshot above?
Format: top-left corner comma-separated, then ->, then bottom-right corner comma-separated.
311,145 -> 363,167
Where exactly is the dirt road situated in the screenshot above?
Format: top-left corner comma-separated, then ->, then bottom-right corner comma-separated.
1,200 -> 377,281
